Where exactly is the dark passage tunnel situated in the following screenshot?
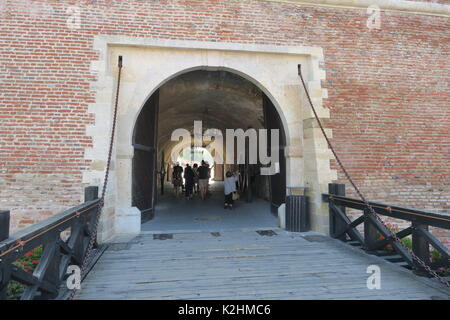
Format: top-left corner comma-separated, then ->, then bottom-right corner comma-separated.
132,70 -> 286,228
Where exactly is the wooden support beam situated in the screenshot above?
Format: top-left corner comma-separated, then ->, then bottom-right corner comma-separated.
322,194 -> 450,230
364,209 -> 378,252
370,227 -> 413,251
328,184 -> 347,241
333,215 -> 364,239
0,210 -> 10,299
417,227 -> 450,260
329,202 -> 364,245
21,241 -> 58,300
0,256 -> 10,300
367,214 -> 413,266
412,222 -> 431,274
11,266 -> 57,296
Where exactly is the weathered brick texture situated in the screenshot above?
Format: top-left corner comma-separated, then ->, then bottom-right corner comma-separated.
0,1 -> 448,246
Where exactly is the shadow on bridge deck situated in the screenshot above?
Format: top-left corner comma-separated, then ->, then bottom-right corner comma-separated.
76,229 -> 450,300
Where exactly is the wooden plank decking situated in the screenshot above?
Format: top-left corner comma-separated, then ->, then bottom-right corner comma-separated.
76,229 -> 450,300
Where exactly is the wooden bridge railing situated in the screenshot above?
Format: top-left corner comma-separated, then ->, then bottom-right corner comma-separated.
0,187 -> 101,300
324,184 -> 450,277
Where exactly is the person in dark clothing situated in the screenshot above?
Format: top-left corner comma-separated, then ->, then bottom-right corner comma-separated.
197,160 -> 209,200
172,163 -> 183,197
224,170 -> 239,209
183,164 -> 194,200
205,161 -> 211,196
192,163 -> 199,193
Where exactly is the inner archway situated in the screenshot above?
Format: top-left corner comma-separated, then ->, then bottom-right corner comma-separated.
132,69 -> 287,230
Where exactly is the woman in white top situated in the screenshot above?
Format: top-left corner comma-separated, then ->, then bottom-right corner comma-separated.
224,171 -> 238,209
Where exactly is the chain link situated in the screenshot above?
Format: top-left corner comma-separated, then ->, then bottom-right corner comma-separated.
298,65 -> 450,290
67,57 -> 123,300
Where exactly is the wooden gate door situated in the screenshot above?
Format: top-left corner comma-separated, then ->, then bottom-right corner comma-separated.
132,90 -> 159,222
263,94 -> 286,214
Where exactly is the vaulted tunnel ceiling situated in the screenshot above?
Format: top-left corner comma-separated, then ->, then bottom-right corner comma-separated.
157,70 -> 265,156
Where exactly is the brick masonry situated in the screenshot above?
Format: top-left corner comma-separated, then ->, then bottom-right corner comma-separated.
0,0 -> 448,246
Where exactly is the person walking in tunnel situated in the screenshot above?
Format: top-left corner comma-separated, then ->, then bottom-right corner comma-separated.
192,163 -> 199,194
205,161 -> 212,197
172,162 -> 183,197
197,160 -> 209,200
224,170 -> 239,209
184,163 -> 194,200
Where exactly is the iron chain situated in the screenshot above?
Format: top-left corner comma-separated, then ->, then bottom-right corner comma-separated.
67,57 -> 122,299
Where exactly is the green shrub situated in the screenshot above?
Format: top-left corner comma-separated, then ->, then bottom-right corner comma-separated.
431,249 -> 450,276
6,281 -> 27,300
401,237 -> 412,250
6,246 -> 42,300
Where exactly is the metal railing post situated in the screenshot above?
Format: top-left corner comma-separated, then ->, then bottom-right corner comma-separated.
328,184 -> 346,240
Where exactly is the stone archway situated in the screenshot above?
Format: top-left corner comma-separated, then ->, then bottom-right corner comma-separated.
132,69 -> 288,225
85,37 -> 335,242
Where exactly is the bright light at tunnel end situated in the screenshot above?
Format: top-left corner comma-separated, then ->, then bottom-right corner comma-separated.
170,120 -> 280,176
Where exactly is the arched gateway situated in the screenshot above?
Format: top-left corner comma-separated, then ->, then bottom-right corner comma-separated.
132,69 -> 288,221
85,38 -> 335,242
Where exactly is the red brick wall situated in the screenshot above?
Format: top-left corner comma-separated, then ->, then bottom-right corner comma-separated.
0,1 -> 448,240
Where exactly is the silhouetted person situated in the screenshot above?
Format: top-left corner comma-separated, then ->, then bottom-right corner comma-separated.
197,160 -> 209,200
205,161 -> 211,196
224,170 -> 239,209
184,164 -> 194,200
172,162 -> 183,197
192,163 -> 199,193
